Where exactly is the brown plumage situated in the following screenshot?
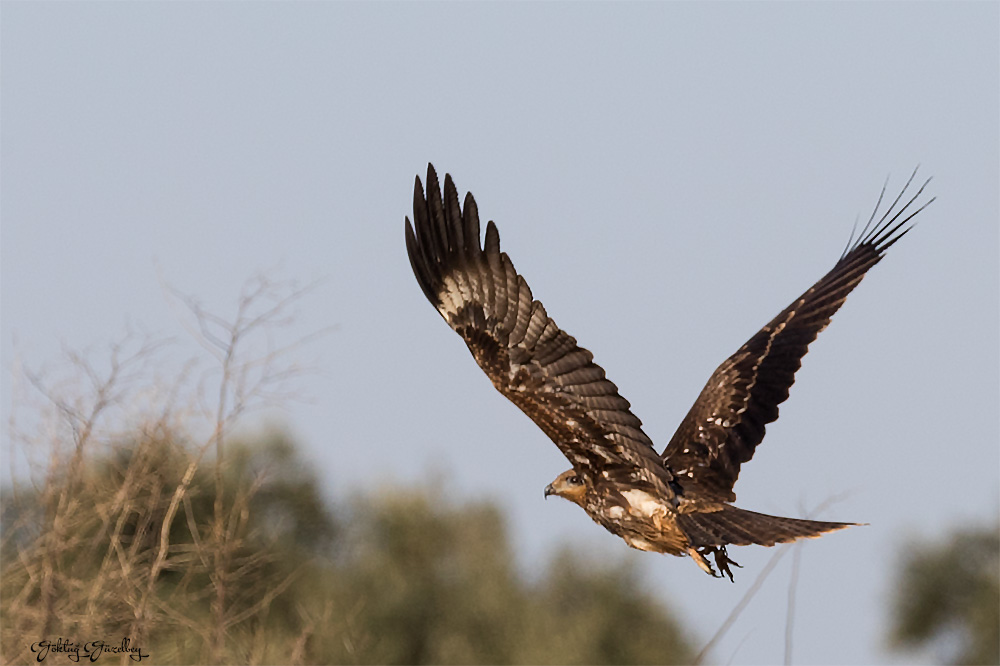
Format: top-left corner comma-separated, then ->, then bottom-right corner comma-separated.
405,164 -> 933,580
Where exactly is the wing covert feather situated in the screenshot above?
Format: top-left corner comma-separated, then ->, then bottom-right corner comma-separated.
406,164 -> 669,488
662,170 -> 934,502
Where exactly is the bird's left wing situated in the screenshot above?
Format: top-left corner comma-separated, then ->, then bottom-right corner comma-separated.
661,171 -> 934,502
406,164 -> 671,490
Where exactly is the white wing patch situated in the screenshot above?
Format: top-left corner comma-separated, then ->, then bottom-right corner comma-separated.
621,489 -> 668,518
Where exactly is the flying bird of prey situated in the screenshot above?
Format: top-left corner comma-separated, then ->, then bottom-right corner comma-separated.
404,165 -> 932,580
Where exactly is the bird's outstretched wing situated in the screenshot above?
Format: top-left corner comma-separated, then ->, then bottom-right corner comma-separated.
662,170 -> 934,502
406,164 -> 671,491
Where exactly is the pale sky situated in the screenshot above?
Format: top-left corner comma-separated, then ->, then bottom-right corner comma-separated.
2,3 -> 998,664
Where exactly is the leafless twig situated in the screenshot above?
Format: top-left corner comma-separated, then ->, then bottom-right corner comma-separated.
694,493 -> 853,665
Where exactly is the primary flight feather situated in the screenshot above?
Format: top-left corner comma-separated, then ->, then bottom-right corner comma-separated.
405,165 -> 932,580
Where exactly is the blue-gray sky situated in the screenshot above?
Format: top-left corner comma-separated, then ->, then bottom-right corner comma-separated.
2,3 -> 997,664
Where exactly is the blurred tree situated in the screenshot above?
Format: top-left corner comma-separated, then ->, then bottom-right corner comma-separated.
520,547 -> 692,665
330,487 -> 693,665
2,430 -> 694,664
888,523 -> 999,665
1,279 -> 693,664
0,428 -> 340,664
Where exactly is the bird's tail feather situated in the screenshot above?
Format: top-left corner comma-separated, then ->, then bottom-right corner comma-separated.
677,504 -> 859,548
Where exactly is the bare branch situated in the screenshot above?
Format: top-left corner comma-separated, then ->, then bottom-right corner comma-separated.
694,493 -> 854,665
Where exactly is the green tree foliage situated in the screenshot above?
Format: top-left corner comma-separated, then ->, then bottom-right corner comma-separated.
2,283 -> 692,664
524,547 -> 692,665
888,523 -> 999,665
332,488 -> 692,665
1,430 -> 694,664
1,429 -> 339,664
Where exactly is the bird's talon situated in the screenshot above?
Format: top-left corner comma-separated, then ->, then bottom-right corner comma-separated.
713,546 -> 741,582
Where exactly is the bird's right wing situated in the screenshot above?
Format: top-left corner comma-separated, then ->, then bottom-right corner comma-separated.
406,164 -> 672,493
662,171 -> 934,502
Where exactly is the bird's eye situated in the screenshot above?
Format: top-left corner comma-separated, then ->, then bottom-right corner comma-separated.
569,475 -> 580,485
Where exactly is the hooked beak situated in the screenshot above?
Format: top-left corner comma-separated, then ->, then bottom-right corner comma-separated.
543,483 -> 555,499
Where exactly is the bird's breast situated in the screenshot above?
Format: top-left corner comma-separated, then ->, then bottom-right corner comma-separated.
587,493 -> 688,556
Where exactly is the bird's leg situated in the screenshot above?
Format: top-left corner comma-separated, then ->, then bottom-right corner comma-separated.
712,545 -> 742,583
687,546 -> 719,578
688,545 -> 744,581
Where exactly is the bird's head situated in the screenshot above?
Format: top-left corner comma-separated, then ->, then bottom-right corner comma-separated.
544,469 -> 587,507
